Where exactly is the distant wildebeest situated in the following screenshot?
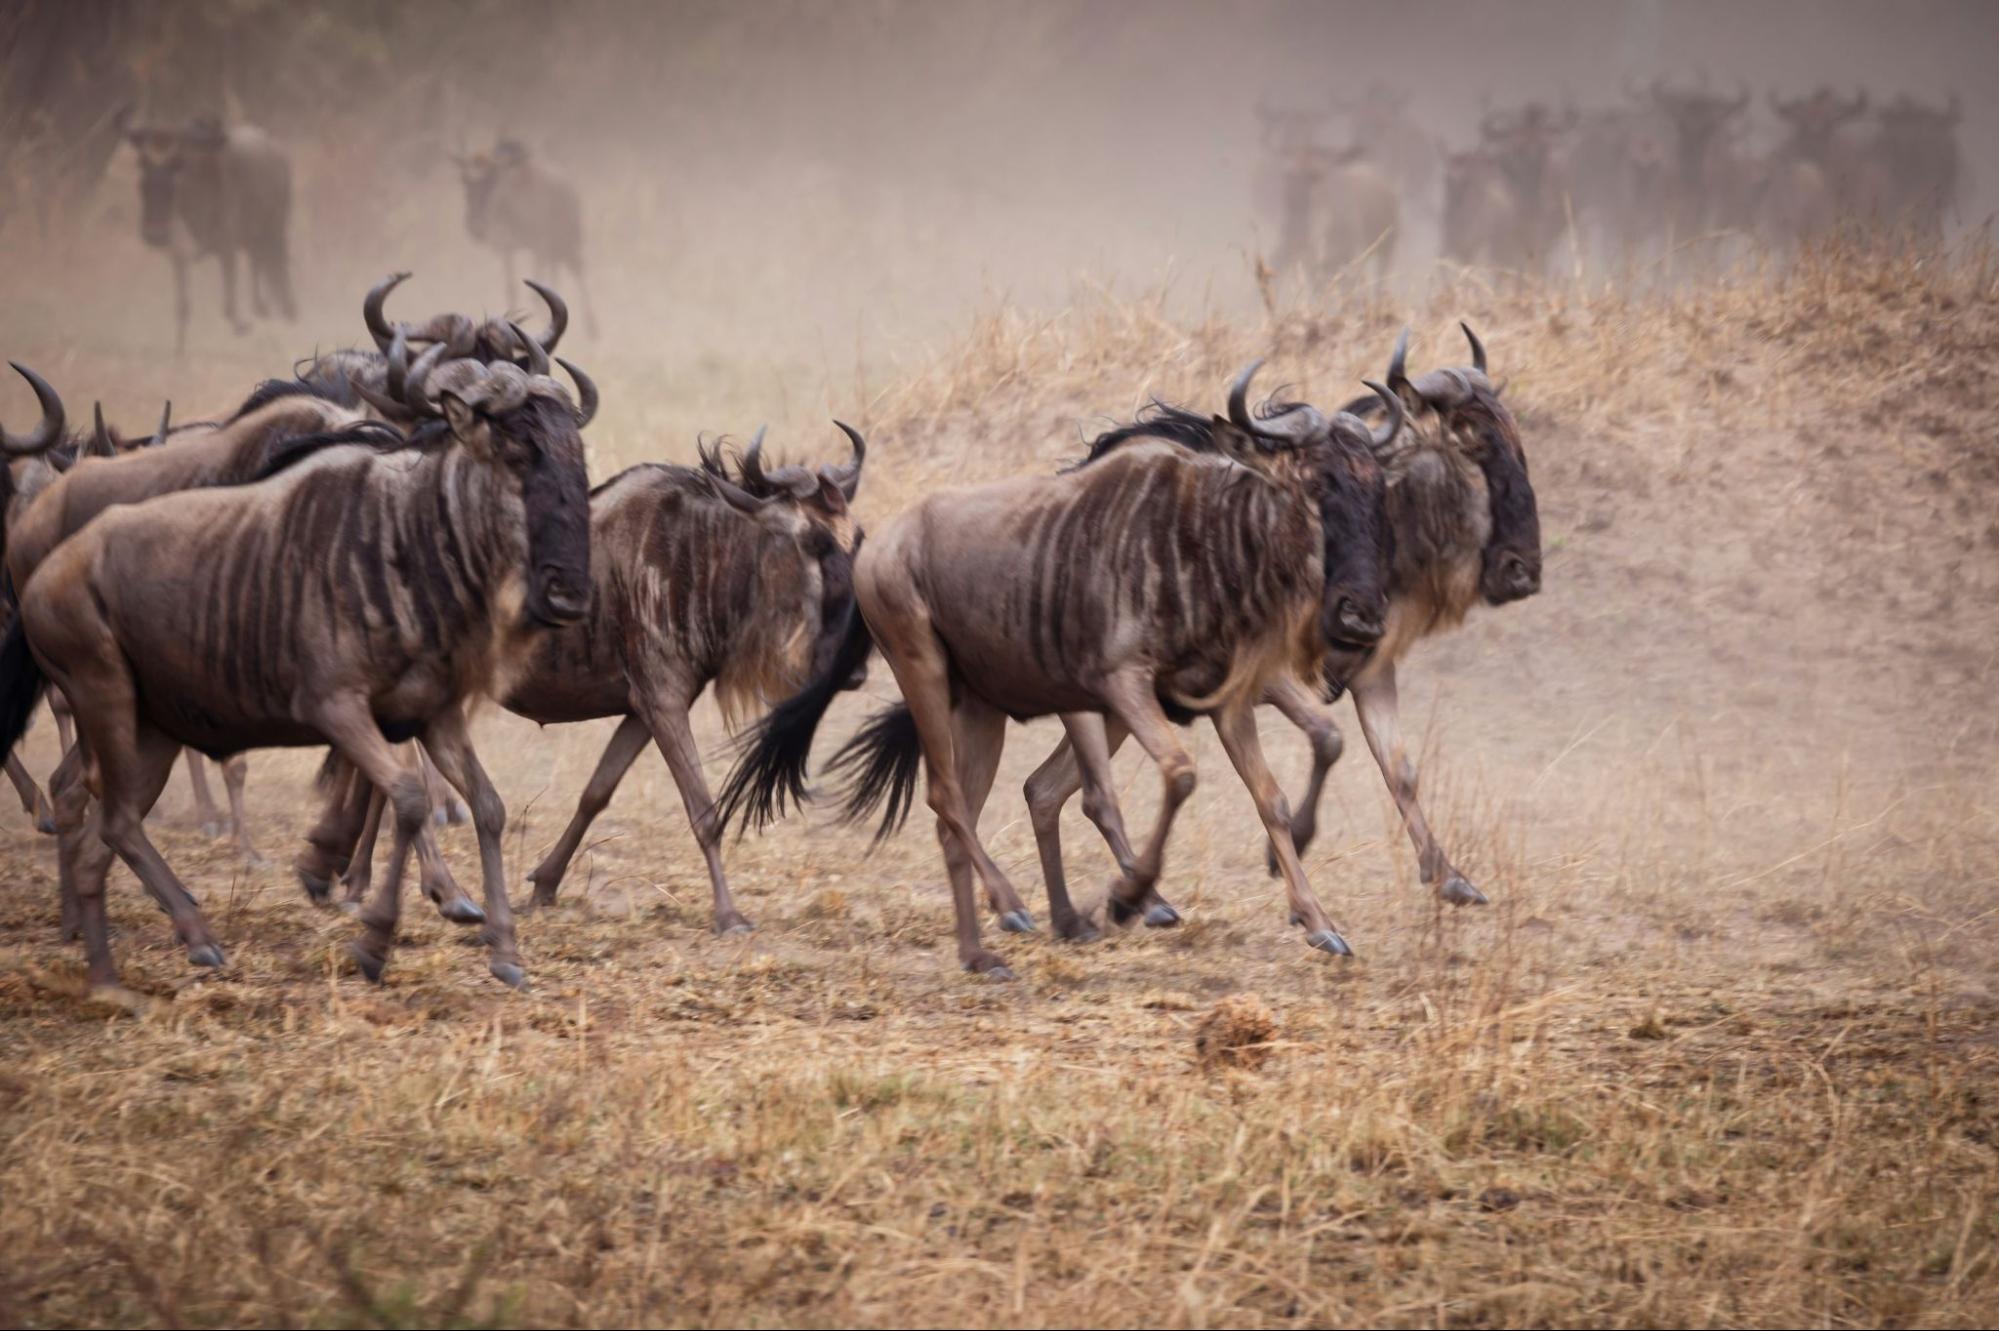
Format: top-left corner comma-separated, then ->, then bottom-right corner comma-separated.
0,337 -> 597,996
1442,103 -> 1575,275
1645,78 -> 1755,259
723,363 -> 1402,975
1853,92 -> 1962,244
1567,94 -> 1676,269
1759,88 -> 1871,246
1328,82 -> 1440,216
454,140 -> 598,337
1028,326 -> 1543,930
1254,101 -> 1400,284
328,421 -> 867,934
119,112 -> 296,353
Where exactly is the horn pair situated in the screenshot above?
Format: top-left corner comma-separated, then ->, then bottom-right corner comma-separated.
1227,360 -> 1401,451
363,272 -> 569,360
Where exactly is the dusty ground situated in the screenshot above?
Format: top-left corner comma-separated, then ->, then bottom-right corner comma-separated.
1,248 -> 1996,1328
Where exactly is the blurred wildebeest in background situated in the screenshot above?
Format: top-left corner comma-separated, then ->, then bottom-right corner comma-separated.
1758,87 -> 1871,246
118,111 -> 296,352
1645,78 -> 1756,262
1854,92 -> 1964,243
1253,101 -> 1400,286
455,138 -> 598,337
1441,103 -> 1573,276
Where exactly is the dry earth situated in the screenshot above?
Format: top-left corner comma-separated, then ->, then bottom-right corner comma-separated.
1,249 -> 1996,1327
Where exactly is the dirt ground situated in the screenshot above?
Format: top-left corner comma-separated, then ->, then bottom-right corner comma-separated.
0,246 -> 1996,1328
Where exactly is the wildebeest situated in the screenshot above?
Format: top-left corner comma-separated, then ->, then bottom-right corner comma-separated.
1025,326 -> 1543,926
119,113 -> 296,353
455,140 -> 597,337
1854,92 -> 1962,243
1,363 -> 67,833
1442,104 -> 1575,275
722,363 -> 1402,976
1646,79 -> 1755,256
0,338 -> 597,996
1254,103 -> 1399,284
1567,97 -> 1676,269
1759,88 -> 1871,246
326,421 -> 867,934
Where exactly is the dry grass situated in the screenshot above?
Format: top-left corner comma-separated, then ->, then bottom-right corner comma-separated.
2,246 -> 1998,1328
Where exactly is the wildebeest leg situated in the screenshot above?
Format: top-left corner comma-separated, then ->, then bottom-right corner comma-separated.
218,754 -> 265,865
636,691 -> 756,936
875,626 -> 1020,976
217,249 -> 248,334
1057,712 -> 1184,928
183,749 -> 224,838
417,706 -> 523,989
1350,664 -> 1486,906
340,782 -> 385,907
5,753 -> 54,835
1261,676 -> 1344,875
296,759 -> 366,902
416,742 -> 467,825
48,743 -> 89,938
945,693 -> 1028,932
88,719 -> 228,979
1094,669 -> 1198,927
51,688 -> 74,754
309,696 -> 429,982
414,820 -> 480,924
1212,699 -> 1351,956
524,713 -> 648,910
248,249 -> 269,319
171,253 -> 189,356
567,257 -> 600,338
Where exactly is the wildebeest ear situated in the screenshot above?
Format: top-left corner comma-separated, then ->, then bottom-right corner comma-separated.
438,390 -> 478,441
814,471 -> 849,515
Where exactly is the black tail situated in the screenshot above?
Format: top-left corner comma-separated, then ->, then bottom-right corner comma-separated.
0,613 -> 48,761
825,702 -> 922,844
716,603 -> 875,835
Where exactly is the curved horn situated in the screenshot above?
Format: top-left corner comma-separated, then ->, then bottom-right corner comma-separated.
705,470 -> 770,516
828,419 -> 866,500
363,271 -> 412,351
1386,327 -> 1412,391
507,319 -> 549,376
555,357 -> 597,428
1,362 -> 66,457
351,374 -> 406,420
523,279 -> 568,353
382,326 -> 411,403
1227,358 -> 1265,434
1460,321 -> 1487,375
152,400 -> 171,445
1361,380 -> 1403,451
90,402 -> 116,458
402,340 -> 451,418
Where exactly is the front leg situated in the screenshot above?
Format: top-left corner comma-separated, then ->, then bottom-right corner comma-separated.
632,686 -> 755,935
419,706 -> 524,987
1093,670 -> 1198,927
523,713 -> 648,910
1261,675 -> 1344,874
1212,698 -> 1351,955
1350,664 -> 1486,905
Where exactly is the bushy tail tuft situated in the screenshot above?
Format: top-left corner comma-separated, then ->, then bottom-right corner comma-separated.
717,604 -> 874,835
825,702 -> 922,843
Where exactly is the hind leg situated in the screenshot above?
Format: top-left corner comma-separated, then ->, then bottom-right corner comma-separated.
297,759 -> 367,902
308,696 -> 432,983
525,714 -> 648,910
219,754 -> 264,865
5,752 -> 54,835
184,750 -> 224,838
51,688 -> 74,755
1261,676 -> 1344,875
416,742 -> 466,825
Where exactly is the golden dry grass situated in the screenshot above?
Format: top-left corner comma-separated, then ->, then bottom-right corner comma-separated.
1,245 -> 1997,1328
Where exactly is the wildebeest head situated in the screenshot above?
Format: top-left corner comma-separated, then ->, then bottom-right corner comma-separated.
698,421 -> 869,691
391,330 -> 599,627
1225,361 -> 1400,664
1771,87 -> 1869,162
1650,78 -> 1750,174
1358,325 -> 1541,607
121,115 -> 225,248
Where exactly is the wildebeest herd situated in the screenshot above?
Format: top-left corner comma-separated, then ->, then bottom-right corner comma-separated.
0,262 -> 1539,995
1260,78 -> 1965,279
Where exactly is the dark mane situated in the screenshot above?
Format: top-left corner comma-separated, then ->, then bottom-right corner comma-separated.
249,420 -> 415,482
1074,402 -> 1228,470
232,348 -> 379,422
588,460 -> 706,499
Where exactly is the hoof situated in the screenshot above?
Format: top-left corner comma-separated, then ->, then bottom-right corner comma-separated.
489,960 -> 527,990
187,942 -> 227,969
298,870 -> 333,904
336,900 -> 363,918
1440,876 -> 1489,906
1143,901 -> 1182,929
1306,928 -> 1354,957
715,913 -> 755,936
350,942 -> 387,984
437,897 -> 486,926
199,821 -> 225,840
35,813 -> 56,836
964,951 -> 1014,980
1054,917 -> 1102,944
999,909 -> 1037,934
1107,896 -> 1144,927
448,804 -> 469,826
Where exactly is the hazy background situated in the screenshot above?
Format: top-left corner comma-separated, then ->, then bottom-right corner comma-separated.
4,0 -> 1994,373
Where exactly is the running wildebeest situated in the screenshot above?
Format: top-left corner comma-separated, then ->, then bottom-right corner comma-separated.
0,336 -> 598,997
454,140 -> 598,337
1020,325 -> 1542,928
722,364 -> 1403,976
326,420 -> 867,934
120,112 -> 296,353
